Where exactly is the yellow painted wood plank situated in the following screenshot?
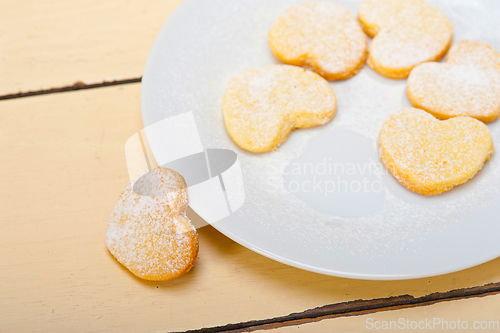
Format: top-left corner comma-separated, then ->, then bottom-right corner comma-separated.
269,293 -> 500,332
1,84 -> 500,332
0,0 -> 182,95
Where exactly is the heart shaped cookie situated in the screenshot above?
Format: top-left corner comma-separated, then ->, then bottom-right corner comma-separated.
268,2 -> 367,81
106,168 -> 199,281
359,0 -> 453,79
379,108 -> 494,196
222,65 -> 336,153
407,40 -> 500,123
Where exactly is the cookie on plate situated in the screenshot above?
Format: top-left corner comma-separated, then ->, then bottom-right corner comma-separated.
379,108 -> 494,196
407,40 -> 500,123
222,65 -> 336,153
268,2 -> 367,80
106,168 -> 198,281
359,0 -> 453,79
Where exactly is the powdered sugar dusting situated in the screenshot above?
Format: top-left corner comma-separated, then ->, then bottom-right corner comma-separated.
106,168 -> 198,281
379,108 -> 494,195
447,40 -> 500,70
269,2 -> 367,80
359,0 -> 453,78
222,65 -> 336,152
408,40 -> 500,122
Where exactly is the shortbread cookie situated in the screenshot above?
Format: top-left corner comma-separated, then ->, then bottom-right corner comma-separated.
223,65 -> 336,153
268,2 -> 367,80
379,108 -> 494,196
106,168 -> 198,281
359,0 -> 453,79
407,40 -> 500,123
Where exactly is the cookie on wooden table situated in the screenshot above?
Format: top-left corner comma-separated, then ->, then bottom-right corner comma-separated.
106,168 -> 199,281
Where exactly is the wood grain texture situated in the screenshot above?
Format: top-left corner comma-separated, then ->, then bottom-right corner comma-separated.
265,293 -> 500,332
1,85 -> 500,332
0,0 -> 182,96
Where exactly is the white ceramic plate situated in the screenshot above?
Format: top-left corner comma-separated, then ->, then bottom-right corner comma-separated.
141,0 -> 500,280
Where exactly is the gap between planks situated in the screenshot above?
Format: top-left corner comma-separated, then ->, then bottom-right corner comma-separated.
0,78 -> 141,100
182,282 -> 500,333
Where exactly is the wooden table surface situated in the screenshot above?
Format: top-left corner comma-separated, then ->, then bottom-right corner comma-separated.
1,1 -> 499,332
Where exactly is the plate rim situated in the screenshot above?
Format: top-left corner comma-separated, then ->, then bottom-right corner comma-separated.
141,0 -> 500,280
